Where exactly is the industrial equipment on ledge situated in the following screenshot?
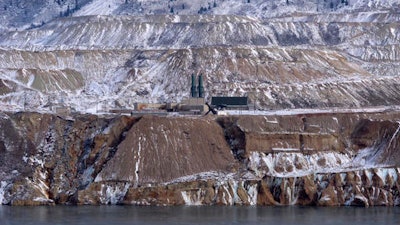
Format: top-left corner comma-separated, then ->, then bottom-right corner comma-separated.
179,73 -> 206,113
115,73 -> 251,116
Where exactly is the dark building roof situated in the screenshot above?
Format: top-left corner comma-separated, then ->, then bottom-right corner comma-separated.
211,97 -> 248,107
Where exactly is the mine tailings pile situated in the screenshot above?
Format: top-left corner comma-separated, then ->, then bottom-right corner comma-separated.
0,111 -> 400,206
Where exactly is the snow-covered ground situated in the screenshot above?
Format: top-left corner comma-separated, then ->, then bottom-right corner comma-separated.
73,0 -> 122,16
70,0 -> 400,18
222,105 -> 400,116
1,0 -> 399,32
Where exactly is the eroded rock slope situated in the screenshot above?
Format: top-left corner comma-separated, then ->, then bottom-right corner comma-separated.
1,13 -> 400,112
1,111 -> 400,206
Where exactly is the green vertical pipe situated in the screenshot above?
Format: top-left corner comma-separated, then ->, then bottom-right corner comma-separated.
198,74 -> 204,98
191,74 -> 197,97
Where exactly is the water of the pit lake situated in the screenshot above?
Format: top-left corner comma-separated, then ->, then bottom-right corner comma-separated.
0,206 -> 399,225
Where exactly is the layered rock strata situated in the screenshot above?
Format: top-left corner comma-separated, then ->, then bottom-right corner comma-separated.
1,111 -> 400,206
1,14 -> 400,112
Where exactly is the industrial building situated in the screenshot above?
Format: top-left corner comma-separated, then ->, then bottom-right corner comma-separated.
210,96 -> 249,110
111,73 -> 251,116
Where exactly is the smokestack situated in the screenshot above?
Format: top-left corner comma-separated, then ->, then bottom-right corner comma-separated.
198,74 -> 204,98
191,74 -> 197,97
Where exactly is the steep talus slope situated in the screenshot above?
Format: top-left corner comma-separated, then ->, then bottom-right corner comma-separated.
1,112 -> 400,206
94,115 -> 236,185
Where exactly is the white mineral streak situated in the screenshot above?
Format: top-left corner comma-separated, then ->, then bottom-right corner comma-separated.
248,148 -> 400,181
81,166 -> 95,186
387,168 -> 398,186
179,180 -> 262,206
364,169 -> 373,183
345,193 -> 355,206
99,183 -> 130,204
320,195 -> 332,203
231,181 -> 240,204
180,191 -> 192,205
36,170 -> 49,197
222,184 -> 233,205
180,190 -> 203,206
0,181 -> 7,204
386,121 -> 400,151
248,151 -> 353,178
135,136 -> 142,187
247,183 -> 258,206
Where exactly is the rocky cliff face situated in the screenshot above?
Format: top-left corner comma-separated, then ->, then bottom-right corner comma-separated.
1,111 -> 399,206
1,0 -> 400,207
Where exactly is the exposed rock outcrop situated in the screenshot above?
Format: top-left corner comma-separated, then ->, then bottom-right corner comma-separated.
1,111 -> 400,206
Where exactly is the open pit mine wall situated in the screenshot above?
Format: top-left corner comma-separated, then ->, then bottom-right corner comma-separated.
1,111 -> 400,206
2,14 -> 400,112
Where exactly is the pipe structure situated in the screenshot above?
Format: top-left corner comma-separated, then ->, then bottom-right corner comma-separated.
198,74 -> 204,98
191,74 -> 197,97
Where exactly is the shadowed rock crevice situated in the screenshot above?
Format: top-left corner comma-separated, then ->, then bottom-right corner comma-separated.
215,116 -> 247,162
76,116 -> 142,190
321,23 -> 341,45
351,119 -> 400,166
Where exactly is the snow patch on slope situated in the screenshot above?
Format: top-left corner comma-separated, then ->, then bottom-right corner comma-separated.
165,171 -> 237,184
74,0 -> 121,16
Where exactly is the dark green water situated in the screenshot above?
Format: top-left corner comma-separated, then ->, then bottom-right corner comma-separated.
1,206 -> 399,225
